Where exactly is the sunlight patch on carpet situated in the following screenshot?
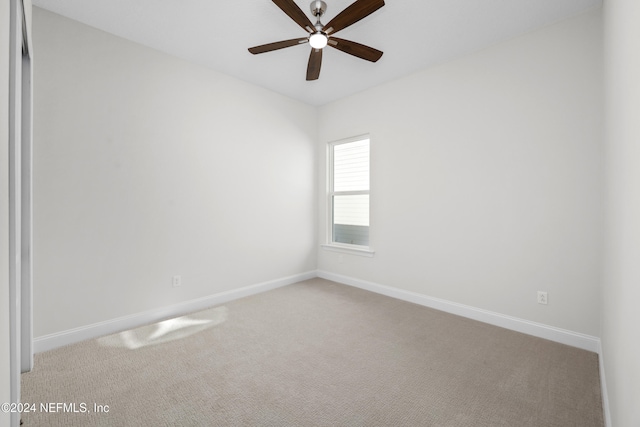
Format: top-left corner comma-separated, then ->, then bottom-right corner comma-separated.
96,306 -> 228,350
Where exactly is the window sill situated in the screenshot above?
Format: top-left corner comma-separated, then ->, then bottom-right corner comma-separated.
321,244 -> 375,257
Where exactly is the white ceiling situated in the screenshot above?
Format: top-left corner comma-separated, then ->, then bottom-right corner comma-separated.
32,0 -> 601,106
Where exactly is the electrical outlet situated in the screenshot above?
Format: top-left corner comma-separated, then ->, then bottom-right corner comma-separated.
172,275 -> 181,288
537,291 -> 548,305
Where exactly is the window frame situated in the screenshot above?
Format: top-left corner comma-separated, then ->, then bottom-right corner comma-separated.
322,134 -> 374,257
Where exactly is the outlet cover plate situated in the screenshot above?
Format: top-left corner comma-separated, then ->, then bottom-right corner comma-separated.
172,275 -> 181,287
537,291 -> 548,305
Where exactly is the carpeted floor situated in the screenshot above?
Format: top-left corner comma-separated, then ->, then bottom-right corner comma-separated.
21,278 -> 604,426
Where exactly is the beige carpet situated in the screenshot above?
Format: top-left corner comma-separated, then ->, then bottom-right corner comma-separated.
21,278 -> 604,426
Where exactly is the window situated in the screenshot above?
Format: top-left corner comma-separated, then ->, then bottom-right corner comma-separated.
327,136 -> 372,254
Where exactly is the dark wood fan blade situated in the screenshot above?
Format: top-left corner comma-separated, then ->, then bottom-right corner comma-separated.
322,0 -> 384,35
306,48 -> 322,80
248,38 -> 308,54
328,37 -> 383,62
272,0 -> 316,33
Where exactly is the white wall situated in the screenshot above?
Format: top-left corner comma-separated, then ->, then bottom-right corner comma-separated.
1,0 -> 12,425
602,0 -> 640,425
318,9 -> 603,336
32,8 -> 317,337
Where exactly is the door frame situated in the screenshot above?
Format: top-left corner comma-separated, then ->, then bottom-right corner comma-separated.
20,12 -> 33,375
9,0 -> 32,425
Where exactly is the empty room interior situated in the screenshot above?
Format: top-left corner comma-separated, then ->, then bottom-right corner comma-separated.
2,0 -> 639,426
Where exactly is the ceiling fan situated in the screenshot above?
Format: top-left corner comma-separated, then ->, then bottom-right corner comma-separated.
248,0 -> 385,81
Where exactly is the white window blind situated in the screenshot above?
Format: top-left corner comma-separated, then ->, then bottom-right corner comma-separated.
330,137 -> 370,247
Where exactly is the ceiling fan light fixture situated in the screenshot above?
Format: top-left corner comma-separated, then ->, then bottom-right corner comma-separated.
309,32 -> 328,49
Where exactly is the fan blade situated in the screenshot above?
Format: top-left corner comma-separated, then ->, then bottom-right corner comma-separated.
328,37 -> 383,62
306,48 -> 322,81
272,0 -> 316,33
322,0 -> 385,35
249,38 -> 308,54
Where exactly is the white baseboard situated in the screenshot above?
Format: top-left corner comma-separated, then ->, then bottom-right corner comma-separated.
35,269 -> 601,354
598,342 -> 612,427
317,270 -> 601,353
33,270 -> 317,353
